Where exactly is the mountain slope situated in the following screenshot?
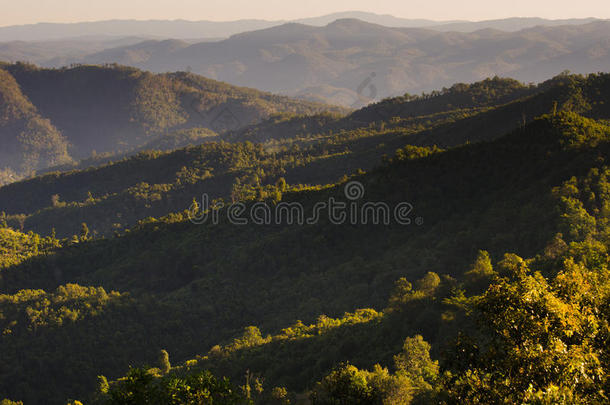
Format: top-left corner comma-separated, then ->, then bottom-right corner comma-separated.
0,67 -> 71,177
225,71 -> 610,151
0,62 -> 344,180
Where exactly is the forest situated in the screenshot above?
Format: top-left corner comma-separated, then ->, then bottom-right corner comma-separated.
0,68 -> 609,404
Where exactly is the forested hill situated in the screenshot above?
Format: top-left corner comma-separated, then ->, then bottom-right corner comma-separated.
0,62 -> 345,181
0,67 -> 71,182
1,72 -> 608,239
227,72 -> 610,144
0,110 -> 609,404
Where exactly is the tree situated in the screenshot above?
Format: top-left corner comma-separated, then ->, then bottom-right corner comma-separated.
230,326 -> 267,350
158,349 -> 170,374
310,363 -> 412,405
463,250 -> 496,293
79,223 -> 90,242
276,177 -> 287,193
269,387 -> 291,405
444,257 -> 609,404
386,277 -> 413,311
14,214 -> 26,231
105,368 -> 251,404
415,272 -> 440,296
394,335 -> 438,393
97,375 -> 109,394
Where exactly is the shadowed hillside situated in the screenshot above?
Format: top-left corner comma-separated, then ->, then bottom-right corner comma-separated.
0,63 -> 345,182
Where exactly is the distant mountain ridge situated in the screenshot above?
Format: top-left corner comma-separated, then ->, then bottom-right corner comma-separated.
0,12 -> 605,42
57,19 -> 610,106
2,14 -> 608,109
430,16 -> 601,32
0,36 -> 161,67
0,19 -> 278,42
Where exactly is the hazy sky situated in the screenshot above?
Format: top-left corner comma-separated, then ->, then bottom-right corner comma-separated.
0,0 -> 608,26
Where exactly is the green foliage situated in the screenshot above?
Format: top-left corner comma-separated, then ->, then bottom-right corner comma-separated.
97,375 -> 110,395
310,363 -> 412,405
440,165 -> 610,403
394,145 -> 443,161
158,350 -> 171,375
393,335 -> 438,392
0,227 -> 56,268
443,256 -> 610,403
104,368 -> 251,405
0,284 -> 123,334
80,223 -> 90,242
463,250 -> 497,293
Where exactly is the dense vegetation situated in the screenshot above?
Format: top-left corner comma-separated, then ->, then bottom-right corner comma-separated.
97,113 -> 610,404
0,71 -> 610,404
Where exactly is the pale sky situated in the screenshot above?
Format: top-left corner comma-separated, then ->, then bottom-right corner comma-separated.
0,0 -> 608,26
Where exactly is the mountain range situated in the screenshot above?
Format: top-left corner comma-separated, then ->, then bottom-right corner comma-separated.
52,19 -> 610,106
0,12 -> 603,42
2,15 -> 609,108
